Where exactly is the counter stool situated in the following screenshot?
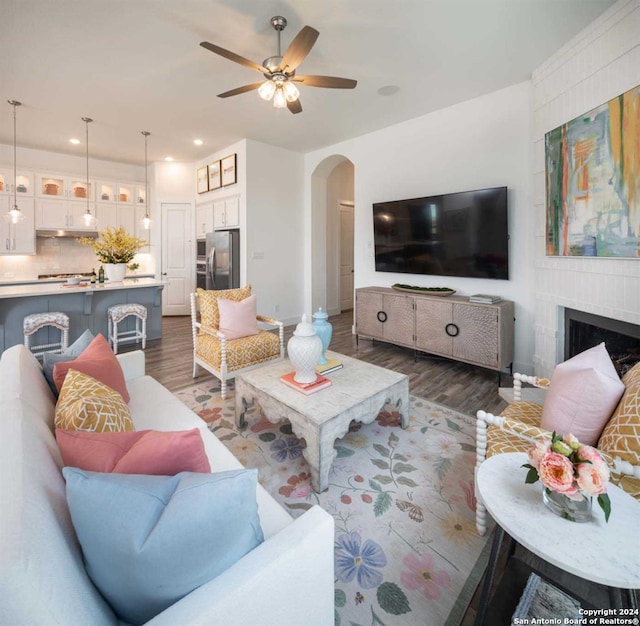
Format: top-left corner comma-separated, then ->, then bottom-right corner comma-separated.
108,303 -> 147,355
23,312 -> 69,359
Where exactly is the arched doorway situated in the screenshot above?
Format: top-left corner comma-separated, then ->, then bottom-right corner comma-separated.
310,156 -> 354,315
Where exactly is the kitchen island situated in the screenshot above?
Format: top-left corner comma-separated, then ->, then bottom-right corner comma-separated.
0,278 -> 165,352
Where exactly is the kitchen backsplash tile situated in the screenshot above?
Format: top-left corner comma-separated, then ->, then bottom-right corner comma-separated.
0,237 -> 154,280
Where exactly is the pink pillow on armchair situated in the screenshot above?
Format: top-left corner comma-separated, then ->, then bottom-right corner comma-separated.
218,294 -> 260,340
55,428 -> 211,474
540,342 -> 624,445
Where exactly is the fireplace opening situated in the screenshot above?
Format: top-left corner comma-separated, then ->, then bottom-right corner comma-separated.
564,309 -> 640,377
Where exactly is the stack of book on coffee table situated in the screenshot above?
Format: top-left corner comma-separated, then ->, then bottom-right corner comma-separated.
316,356 -> 343,375
280,371 -> 332,395
280,357 -> 343,395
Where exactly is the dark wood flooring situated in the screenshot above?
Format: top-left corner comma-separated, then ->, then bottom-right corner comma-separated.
141,310 -> 509,416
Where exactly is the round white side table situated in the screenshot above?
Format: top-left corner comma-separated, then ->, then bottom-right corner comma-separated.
474,452 -> 640,624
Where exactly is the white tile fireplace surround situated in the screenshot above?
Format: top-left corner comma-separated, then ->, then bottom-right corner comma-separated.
533,260 -> 640,378
531,0 -> 640,378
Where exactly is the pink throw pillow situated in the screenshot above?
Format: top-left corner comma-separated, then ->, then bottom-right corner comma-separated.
218,294 -> 260,340
53,334 -> 130,403
540,342 -> 624,445
55,428 -> 211,474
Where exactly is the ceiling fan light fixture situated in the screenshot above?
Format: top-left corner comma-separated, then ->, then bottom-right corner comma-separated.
283,81 -> 300,102
273,86 -> 287,109
258,80 -> 276,101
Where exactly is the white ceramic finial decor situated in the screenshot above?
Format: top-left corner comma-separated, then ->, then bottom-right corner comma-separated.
287,314 -> 323,383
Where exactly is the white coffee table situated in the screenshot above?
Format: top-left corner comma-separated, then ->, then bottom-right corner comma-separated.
234,350 -> 409,492
474,452 -> 640,624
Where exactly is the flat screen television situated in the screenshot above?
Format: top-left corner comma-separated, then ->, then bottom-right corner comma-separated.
373,186 -> 509,280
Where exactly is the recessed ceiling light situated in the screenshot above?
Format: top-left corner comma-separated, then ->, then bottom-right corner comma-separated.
377,85 -> 400,96
165,156 -> 174,162
69,138 -> 80,145
193,139 -> 203,146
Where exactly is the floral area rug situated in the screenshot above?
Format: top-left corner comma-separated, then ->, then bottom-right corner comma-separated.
175,381 -> 492,626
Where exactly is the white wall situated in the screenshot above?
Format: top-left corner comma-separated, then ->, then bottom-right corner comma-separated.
531,0 -> 640,376
304,81 -> 533,372
245,139 -> 304,325
193,138 -> 304,324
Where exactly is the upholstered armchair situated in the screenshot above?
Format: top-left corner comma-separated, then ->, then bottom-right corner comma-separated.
190,286 -> 284,399
475,361 -> 640,536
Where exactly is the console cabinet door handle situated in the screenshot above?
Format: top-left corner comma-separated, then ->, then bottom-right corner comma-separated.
445,323 -> 459,337
377,310 -> 388,323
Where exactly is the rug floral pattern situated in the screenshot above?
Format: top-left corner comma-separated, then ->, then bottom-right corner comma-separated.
175,381 -> 490,626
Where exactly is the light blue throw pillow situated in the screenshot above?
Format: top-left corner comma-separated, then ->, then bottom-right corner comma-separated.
42,329 -> 95,395
63,467 -> 264,625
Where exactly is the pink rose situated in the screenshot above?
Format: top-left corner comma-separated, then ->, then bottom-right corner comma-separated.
577,445 -> 609,474
576,445 -> 610,495
527,441 -> 550,470
576,463 -> 608,496
538,452 -> 579,497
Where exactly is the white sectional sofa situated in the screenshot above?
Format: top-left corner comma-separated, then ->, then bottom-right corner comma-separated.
0,344 -> 335,626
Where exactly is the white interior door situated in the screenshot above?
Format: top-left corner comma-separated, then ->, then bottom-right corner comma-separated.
339,203 -> 354,312
161,202 -> 192,315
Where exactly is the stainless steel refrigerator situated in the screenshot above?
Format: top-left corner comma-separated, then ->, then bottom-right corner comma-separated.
205,230 -> 240,290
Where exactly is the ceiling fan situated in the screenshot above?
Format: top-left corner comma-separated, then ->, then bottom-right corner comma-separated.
200,16 -> 357,114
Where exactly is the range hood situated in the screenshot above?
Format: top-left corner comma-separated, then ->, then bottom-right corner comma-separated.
36,229 -> 99,238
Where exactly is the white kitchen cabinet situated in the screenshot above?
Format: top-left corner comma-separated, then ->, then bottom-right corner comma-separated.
95,180 -> 138,233
37,173 -> 93,202
95,180 -> 135,205
135,185 -> 146,207
0,168 -> 34,197
36,197 -> 95,231
213,196 -> 239,229
196,202 -> 214,237
97,202 -> 135,234
0,196 -> 35,254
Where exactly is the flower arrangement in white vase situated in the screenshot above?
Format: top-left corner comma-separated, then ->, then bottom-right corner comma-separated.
80,226 -> 147,283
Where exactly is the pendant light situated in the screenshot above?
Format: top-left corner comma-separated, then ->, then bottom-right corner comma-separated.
6,100 -> 24,224
81,116 -> 97,228
141,131 -> 151,230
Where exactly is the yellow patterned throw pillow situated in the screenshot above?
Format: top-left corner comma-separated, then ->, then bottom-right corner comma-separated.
197,285 -> 252,330
55,369 -> 134,433
598,362 -> 640,498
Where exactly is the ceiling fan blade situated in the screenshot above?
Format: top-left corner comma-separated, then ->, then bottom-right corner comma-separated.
280,26 -> 319,73
287,98 -> 302,114
217,82 -> 264,98
293,75 -> 357,89
200,41 -> 267,74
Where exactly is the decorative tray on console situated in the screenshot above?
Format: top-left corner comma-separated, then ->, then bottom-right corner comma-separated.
391,284 -> 456,297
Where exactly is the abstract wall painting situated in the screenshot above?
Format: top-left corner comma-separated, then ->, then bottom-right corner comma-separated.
545,84 -> 640,257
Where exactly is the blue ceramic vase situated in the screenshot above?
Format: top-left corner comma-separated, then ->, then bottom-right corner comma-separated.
312,307 -> 333,365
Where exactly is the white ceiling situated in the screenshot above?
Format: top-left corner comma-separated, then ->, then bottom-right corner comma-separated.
1,0 -> 614,166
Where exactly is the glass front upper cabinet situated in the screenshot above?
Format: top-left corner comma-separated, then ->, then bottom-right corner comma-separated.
0,169 -> 35,196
